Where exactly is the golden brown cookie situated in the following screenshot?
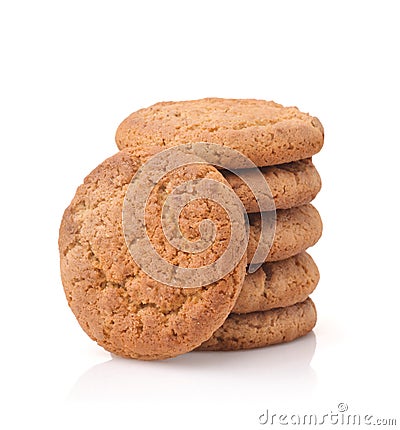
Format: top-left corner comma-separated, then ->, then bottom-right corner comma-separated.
115,98 -> 324,167
233,253 -> 319,314
197,298 -> 316,351
59,149 -> 247,361
248,204 -> 322,265
224,158 -> 321,212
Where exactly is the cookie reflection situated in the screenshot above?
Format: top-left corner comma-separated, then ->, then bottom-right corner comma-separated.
69,331 -> 317,403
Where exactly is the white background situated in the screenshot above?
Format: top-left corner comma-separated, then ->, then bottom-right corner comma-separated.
1,1 -> 399,429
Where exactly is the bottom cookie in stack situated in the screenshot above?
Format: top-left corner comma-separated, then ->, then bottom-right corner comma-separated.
197,252 -> 319,351
197,298 -> 316,351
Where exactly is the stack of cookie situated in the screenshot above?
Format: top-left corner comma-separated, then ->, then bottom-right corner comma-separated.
59,98 -> 323,360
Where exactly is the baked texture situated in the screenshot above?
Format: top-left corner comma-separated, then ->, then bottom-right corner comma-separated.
115,98 -> 324,167
197,298 -> 316,351
233,253 -> 319,314
248,204 -> 322,265
59,149 -> 247,360
224,158 -> 321,212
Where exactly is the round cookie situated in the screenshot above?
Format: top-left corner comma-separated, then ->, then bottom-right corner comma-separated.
59,149 -> 247,361
115,98 -> 324,167
224,158 -> 321,212
233,253 -> 319,314
248,204 -> 322,265
197,298 -> 316,351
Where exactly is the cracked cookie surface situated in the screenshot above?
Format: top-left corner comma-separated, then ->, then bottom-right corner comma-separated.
224,158 -> 321,212
247,204 -> 322,265
233,253 -> 319,314
115,98 -> 324,167
59,149 -> 247,360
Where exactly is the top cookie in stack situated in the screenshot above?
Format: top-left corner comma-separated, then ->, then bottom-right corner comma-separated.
115,98 -> 324,168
